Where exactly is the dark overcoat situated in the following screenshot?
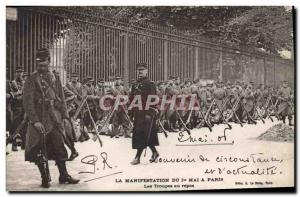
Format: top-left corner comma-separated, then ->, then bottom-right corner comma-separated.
23,71 -> 69,162
130,77 -> 159,149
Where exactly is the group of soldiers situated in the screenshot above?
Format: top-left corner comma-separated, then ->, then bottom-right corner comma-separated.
7,64 -> 295,154
155,76 -> 294,133
6,48 -> 294,188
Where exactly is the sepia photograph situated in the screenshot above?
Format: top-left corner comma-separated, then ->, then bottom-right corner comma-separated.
5,5 -> 295,192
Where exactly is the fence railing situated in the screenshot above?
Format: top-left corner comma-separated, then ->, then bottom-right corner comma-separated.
6,7 -> 294,87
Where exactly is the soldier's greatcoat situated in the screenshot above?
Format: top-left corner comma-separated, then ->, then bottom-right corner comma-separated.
23,71 -> 69,162
277,86 -> 292,117
130,77 -> 159,149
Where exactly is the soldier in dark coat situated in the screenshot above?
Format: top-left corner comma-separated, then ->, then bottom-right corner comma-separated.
241,83 -> 257,124
277,80 -> 293,126
129,63 -> 159,165
110,76 -> 131,138
23,48 -> 79,188
212,81 -> 227,123
10,67 -> 25,151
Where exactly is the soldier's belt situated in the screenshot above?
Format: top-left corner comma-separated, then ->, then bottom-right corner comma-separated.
38,99 -> 55,106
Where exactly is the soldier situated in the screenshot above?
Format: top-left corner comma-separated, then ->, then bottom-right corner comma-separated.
67,72 -> 83,103
212,81 -> 227,124
94,78 -> 106,121
230,81 -> 244,123
10,67 -> 25,151
164,76 -> 180,132
277,80 -> 293,126
130,63 -> 159,165
82,76 -> 97,132
253,83 -> 264,119
6,68 -> 13,154
197,81 -> 208,111
241,83 -> 257,124
205,81 -> 214,112
110,76 -> 131,138
61,83 -> 79,161
23,48 -> 79,188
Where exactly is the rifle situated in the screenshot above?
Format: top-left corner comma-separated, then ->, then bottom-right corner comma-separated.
175,110 -> 191,135
240,101 -> 257,124
270,97 -> 280,120
85,100 -> 103,147
225,95 -> 243,127
195,108 -> 213,131
213,96 -> 232,129
158,119 -> 168,138
252,99 -> 265,124
261,95 -> 274,122
204,98 -> 215,121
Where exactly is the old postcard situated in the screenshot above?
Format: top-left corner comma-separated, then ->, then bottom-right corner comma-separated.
6,6 -> 295,192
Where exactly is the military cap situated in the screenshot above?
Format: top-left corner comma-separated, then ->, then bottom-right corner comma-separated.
98,78 -> 104,82
36,48 -> 50,61
157,81 -> 164,86
184,78 -> 190,82
226,81 -> 231,85
15,67 -> 24,73
168,75 -> 174,80
115,75 -> 122,80
207,80 -> 213,86
136,63 -> 147,70
282,80 -> 288,83
23,72 -> 29,77
83,76 -> 93,83
174,75 -> 180,80
193,78 -> 199,83
200,81 -> 207,87
71,72 -> 79,77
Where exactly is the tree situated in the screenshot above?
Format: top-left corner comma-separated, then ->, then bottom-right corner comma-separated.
62,6 -> 292,54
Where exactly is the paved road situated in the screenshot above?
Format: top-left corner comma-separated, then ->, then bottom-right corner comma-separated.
6,119 -> 294,191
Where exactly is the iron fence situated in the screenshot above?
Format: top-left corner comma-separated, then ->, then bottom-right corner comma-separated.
6,7 -> 294,87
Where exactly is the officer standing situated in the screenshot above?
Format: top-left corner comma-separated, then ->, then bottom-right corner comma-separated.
130,63 -> 159,165
23,48 -> 79,188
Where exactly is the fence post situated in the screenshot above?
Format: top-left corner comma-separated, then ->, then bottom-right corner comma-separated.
163,35 -> 168,81
194,44 -> 199,80
263,57 -> 266,85
124,31 -> 129,86
219,47 -> 223,81
273,56 -> 276,87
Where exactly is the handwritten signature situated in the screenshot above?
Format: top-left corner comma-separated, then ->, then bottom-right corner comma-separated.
79,152 -> 113,174
177,126 -> 234,146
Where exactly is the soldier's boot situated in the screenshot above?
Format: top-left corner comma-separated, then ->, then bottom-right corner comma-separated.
130,149 -> 143,165
149,146 -> 159,163
247,116 -> 257,125
11,141 -> 18,152
282,116 -> 286,124
37,162 -> 51,188
56,161 -> 80,184
68,146 -> 79,161
288,119 -> 294,126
